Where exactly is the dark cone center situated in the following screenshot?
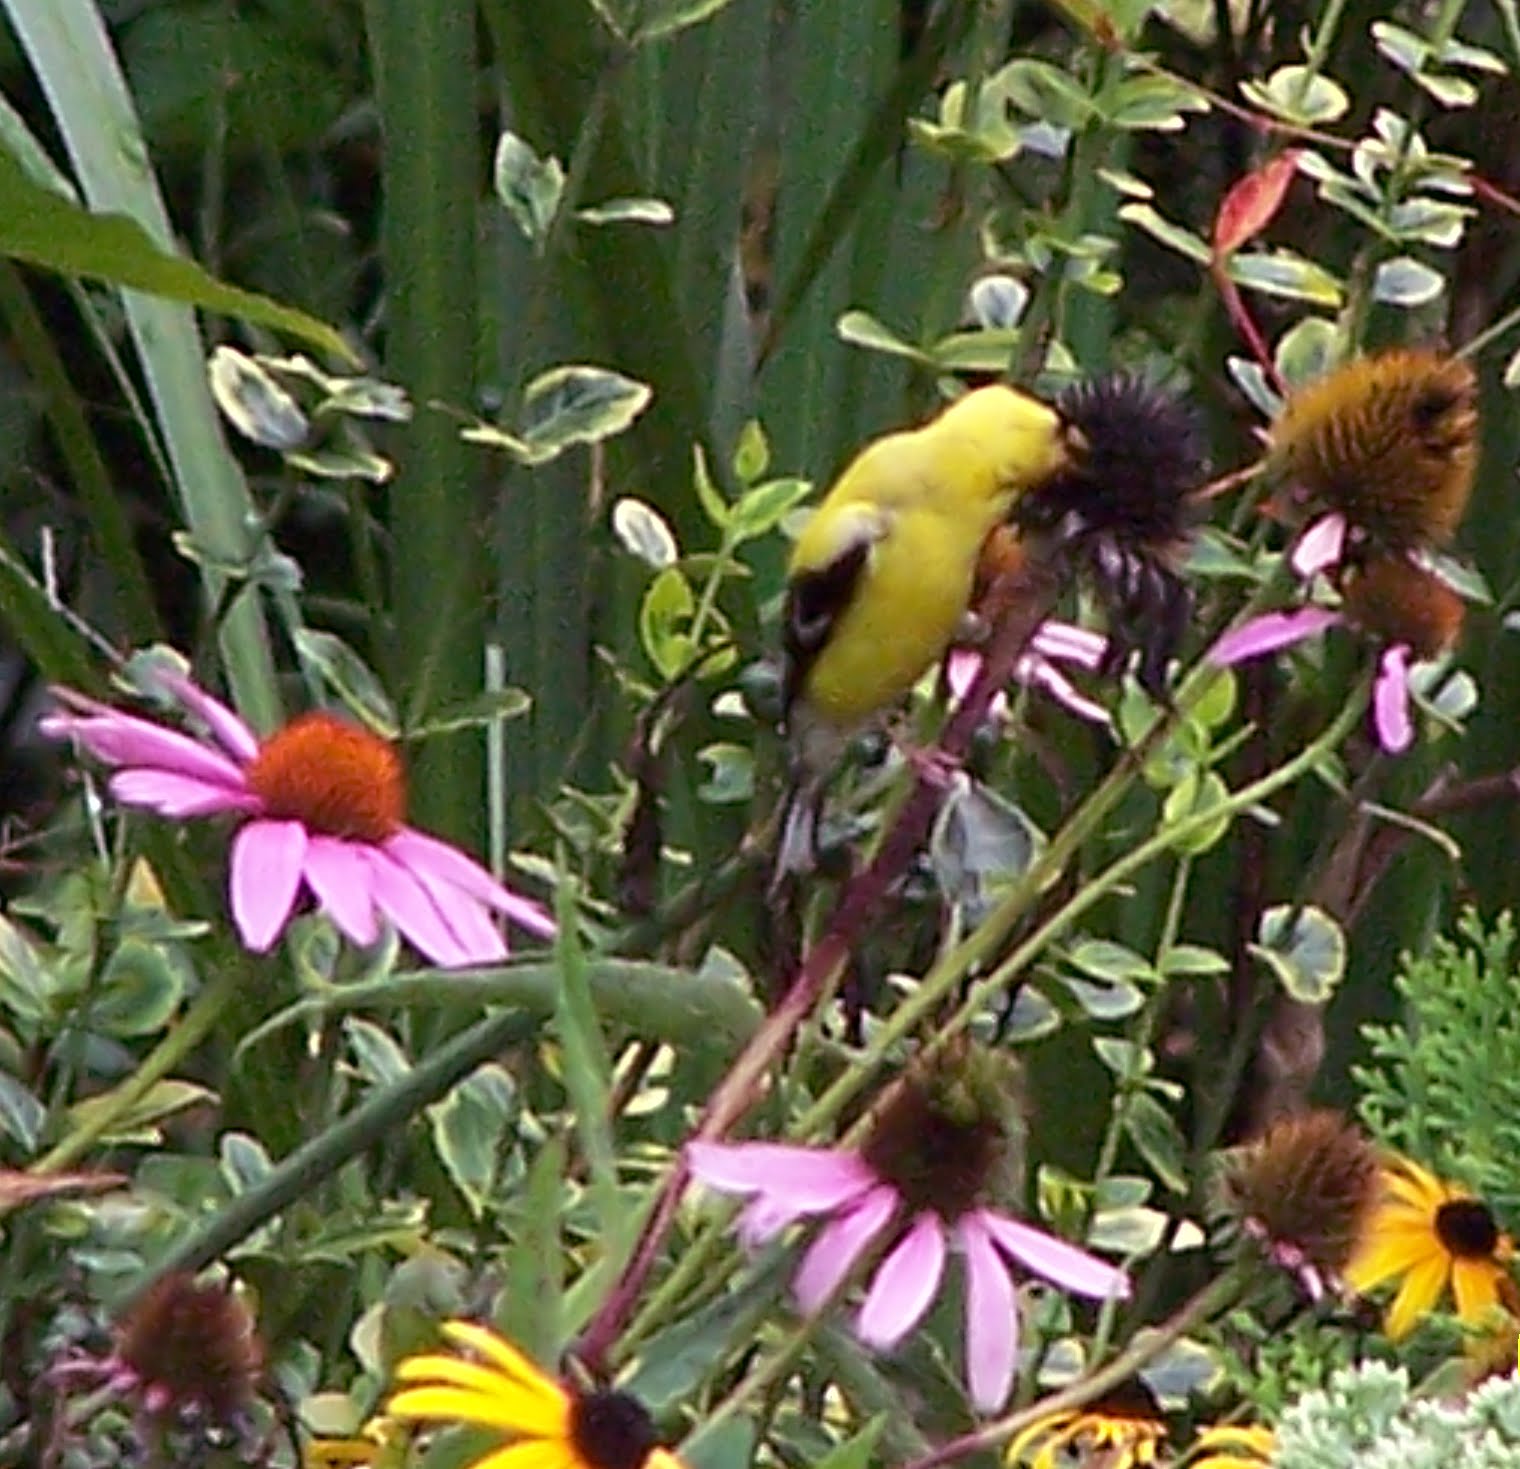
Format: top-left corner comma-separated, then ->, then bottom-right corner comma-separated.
569,1389 -> 659,1469
1435,1198 -> 1501,1260
860,1081 -> 1005,1220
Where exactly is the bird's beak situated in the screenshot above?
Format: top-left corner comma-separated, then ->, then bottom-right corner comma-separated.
1060,421 -> 1090,469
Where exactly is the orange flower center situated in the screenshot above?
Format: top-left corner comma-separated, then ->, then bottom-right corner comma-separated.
1435,1197 -> 1501,1260
245,712 -> 405,843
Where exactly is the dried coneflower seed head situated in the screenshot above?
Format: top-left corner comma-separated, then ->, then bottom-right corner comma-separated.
1015,375 -> 1206,697
1219,1110 -> 1380,1283
1341,556 -> 1464,661
114,1273 -> 263,1422
569,1388 -> 660,1469
860,1044 -> 1021,1220
1269,349 -> 1478,552
245,711 -> 405,842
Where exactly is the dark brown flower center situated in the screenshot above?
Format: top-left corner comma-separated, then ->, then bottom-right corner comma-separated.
568,1389 -> 659,1469
114,1274 -> 262,1421
1341,556 -> 1464,661
245,712 -> 405,842
1435,1198 -> 1501,1259
860,1075 -> 1007,1221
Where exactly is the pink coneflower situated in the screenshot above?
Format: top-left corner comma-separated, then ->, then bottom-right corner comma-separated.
687,1049 -> 1129,1413
1209,555 -> 1464,755
42,668 -> 554,967
947,620 -> 1113,728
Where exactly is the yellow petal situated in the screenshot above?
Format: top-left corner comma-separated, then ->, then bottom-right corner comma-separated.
646,1451 -> 688,1469
1384,1159 -> 1447,1210
1384,1251 -> 1450,1339
1006,1411 -> 1075,1465
1451,1257 -> 1503,1325
387,1385 -> 560,1437
388,1361 -> 566,1441
1346,1223 -> 1440,1291
442,1324 -> 567,1408
469,1440 -> 576,1469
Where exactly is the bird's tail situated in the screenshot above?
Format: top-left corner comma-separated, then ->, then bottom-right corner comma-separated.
770,774 -> 824,892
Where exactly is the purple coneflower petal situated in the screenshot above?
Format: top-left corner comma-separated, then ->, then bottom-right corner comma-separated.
857,1210 -> 947,1348
687,1142 -> 877,1210
108,769 -> 262,819
230,819 -> 308,951
958,1212 -> 1018,1413
737,1194 -> 814,1249
1209,607 -> 1342,666
1374,644 -> 1415,753
1291,513 -> 1347,578
1017,659 -> 1111,726
362,846 -> 477,969
302,836 -> 380,947
387,829 -> 555,939
416,867 -> 509,965
1030,621 -> 1108,668
792,1184 -> 899,1314
152,668 -> 259,764
977,1209 -> 1130,1301
43,708 -> 250,793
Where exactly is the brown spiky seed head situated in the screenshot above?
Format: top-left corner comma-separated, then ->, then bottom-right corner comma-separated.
1219,1110 -> 1380,1277
1340,555 -> 1465,660
114,1273 -> 263,1421
860,1042 -> 1023,1220
1270,350 -> 1478,551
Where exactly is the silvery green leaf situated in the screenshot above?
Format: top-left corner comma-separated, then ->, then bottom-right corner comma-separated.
493,131 -> 564,248
209,344 -> 308,450
1251,904 -> 1345,1001
968,274 -> 1030,330
612,498 -> 678,568
576,196 -> 675,226
1373,256 -> 1444,307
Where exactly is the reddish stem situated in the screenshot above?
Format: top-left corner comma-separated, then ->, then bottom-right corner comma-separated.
574,557 -> 1063,1373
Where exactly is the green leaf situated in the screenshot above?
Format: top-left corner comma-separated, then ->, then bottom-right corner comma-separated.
639,567 -> 697,681
93,937 -> 190,1037
293,629 -> 399,737
1118,203 -> 1211,264
1163,770 -> 1233,854
836,309 -> 929,363
405,688 -> 533,741
728,478 -> 813,544
1161,944 -> 1230,977
998,58 -> 1098,130
1251,904 -> 1346,1002
345,1018 -> 412,1087
612,498 -> 680,569
499,1134 -> 564,1363
1068,939 -> 1155,984
0,1071 -> 43,1150
812,1418 -> 888,1469
1239,66 -> 1350,125
1123,1091 -> 1188,1192
512,364 -> 654,464
696,743 -> 755,804
208,346 -> 309,450
1226,250 -> 1343,306
429,1064 -> 516,1216
593,0 -> 740,43
66,1078 -> 215,1145
492,131 -> 564,249
0,140 -> 352,362
692,445 -> 731,532
1061,973 -> 1145,1020
1275,316 -> 1341,388
575,196 -> 674,226
683,1416 -> 759,1469
733,420 -> 769,484
1373,256 -> 1445,307
219,1131 -> 274,1193
1105,74 -> 1209,131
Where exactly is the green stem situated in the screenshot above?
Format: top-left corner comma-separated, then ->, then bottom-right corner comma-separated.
31,965 -> 243,1173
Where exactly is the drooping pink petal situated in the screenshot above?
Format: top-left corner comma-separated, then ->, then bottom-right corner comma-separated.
978,1210 -> 1130,1301
1209,607 -> 1342,666
1290,513 -> 1347,578
401,852 -> 509,965
107,769 -> 262,819
945,651 -> 1011,722
737,1194 -> 815,1249
1374,644 -> 1415,754
230,819 -> 308,952
1017,658 -> 1112,726
42,708 -> 251,793
958,1212 -> 1019,1413
151,668 -> 259,764
362,846 -> 477,968
1029,621 -> 1108,669
387,828 -> 556,939
856,1210 -> 947,1349
687,1142 -> 877,1210
792,1184 -> 899,1314
302,836 -> 380,947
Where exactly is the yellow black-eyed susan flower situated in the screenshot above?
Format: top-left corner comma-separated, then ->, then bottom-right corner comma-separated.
1346,1156 -> 1519,1339
1269,349 -> 1478,563
1006,1381 -> 1167,1466
1182,1423 -> 1275,1467
1217,1110 -> 1380,1297
1015,374 -> 1206,699
386,1321 -> 682,1469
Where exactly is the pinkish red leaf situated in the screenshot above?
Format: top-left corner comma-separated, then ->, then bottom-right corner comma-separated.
1212,151 -> 1302,258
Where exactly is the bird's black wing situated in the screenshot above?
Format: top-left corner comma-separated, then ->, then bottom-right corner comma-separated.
780,539 -> 871,727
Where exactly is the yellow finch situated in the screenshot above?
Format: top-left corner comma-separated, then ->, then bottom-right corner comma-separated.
776,383 -> 1077,877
